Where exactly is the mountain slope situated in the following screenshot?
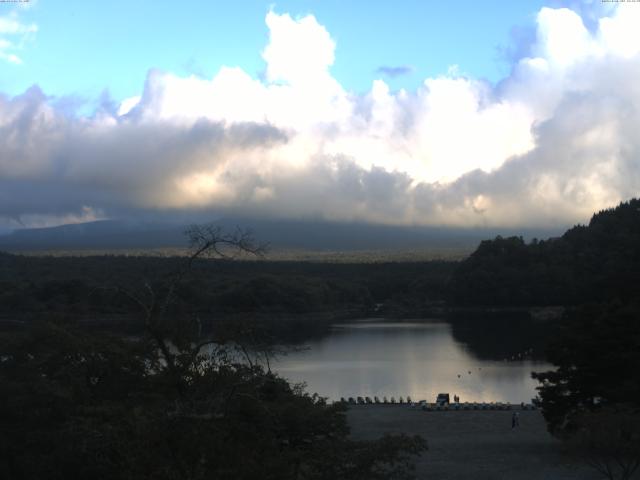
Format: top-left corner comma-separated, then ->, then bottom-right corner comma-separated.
0,218 -> 561,252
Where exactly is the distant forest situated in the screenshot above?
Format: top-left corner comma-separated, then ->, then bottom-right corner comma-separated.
1,199 -> 639,337
0,252 -> 453,339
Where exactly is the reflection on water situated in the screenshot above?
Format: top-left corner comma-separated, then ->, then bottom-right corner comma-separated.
272,320 -> 551,403
448,311 -> 550,361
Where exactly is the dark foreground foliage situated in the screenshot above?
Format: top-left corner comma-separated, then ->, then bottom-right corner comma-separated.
566,407 -> 640,480
533,302 -> 640,434
532,302 -> 640,479
0,320 -> 426,480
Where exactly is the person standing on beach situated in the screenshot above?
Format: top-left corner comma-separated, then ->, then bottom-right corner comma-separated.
511,412 -> 520,429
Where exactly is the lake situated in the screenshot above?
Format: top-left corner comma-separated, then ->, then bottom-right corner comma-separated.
272,320 -> 551,403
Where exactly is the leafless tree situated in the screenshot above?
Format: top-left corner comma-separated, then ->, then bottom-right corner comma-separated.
115,225 -> 268,388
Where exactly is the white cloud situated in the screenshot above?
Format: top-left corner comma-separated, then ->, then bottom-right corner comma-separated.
0,50 -> 22,64
0,10 -> 37,65
534,7 -> 593,67
117,95 -> 141,116
0,14 -> 37,34
262,10 -> 335,85
2,6 -> 640,229
598,4 -> 640,58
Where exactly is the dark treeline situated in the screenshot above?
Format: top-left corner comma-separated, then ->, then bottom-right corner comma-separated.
0,252 -> 453,340
2,198 -> 639,355
448,198 -> 640,306
3,199 -> 640,344
2,198 -> 639,318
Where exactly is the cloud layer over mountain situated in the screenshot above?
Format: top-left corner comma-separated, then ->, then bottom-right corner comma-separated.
1,4 -> 640,229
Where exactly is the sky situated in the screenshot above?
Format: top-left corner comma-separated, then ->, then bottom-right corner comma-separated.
1,0 -> 639,231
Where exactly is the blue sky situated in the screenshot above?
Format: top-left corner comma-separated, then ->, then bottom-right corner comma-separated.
2,0 -> 549,102
0,1 -> 639,231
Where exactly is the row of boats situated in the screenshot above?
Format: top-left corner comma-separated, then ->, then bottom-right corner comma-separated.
340,396 -> 412,405
338,396 -> 537,411
418,402 -> 537,411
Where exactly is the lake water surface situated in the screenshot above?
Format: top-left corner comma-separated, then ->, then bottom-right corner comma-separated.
272,320 -> 551,403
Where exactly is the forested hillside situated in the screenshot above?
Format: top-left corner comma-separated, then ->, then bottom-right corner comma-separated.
448,198 -> 640,306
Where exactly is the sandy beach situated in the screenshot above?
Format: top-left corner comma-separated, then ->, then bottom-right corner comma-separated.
347,405 -> 603,480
